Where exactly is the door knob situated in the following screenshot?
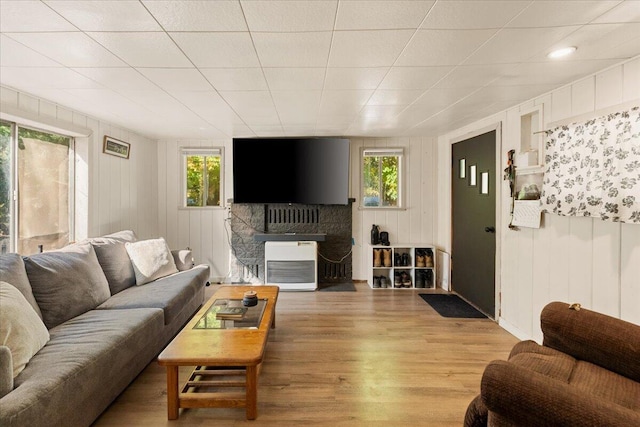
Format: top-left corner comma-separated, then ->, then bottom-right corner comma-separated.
484,226 -> 495,233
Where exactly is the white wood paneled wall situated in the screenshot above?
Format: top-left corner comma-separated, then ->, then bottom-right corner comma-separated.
156,139 -> 232,281
0,86 -> 158,242
437,57 -> 640,341
350,137 -> 438,281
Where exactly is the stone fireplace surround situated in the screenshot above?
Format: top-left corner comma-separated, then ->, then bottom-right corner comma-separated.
229,202 -> 353,285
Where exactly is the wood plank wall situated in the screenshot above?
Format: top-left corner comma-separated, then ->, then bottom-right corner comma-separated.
0,86 -> 158,242
437,57 -> 640,341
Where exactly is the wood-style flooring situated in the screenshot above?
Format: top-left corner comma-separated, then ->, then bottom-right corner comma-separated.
92,283 -> 518,427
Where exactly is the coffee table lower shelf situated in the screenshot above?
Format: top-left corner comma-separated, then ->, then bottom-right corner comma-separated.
167,365 -> 261,420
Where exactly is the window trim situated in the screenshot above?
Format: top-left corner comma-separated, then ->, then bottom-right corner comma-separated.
360,147 -> 405,210
180,147 -> 224,209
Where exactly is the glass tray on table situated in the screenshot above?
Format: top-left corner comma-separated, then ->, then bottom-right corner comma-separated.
193,298 -> 267,330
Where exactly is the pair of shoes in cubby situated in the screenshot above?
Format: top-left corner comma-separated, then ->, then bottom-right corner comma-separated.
415,270 -> 434,288
415,249 -> 434,268
373,248 -> 392,267
373,276 -> 389,288
393,271 -> 412,288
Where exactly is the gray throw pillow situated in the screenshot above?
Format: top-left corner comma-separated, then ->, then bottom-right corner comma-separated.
85,230 -> 137,295
24,243 -> 111,329
0,253 -> 42,320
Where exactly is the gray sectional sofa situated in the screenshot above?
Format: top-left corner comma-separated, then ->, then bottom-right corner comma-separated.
0,231 -> 210,427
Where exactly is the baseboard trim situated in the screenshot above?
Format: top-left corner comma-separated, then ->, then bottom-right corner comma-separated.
498,317 -> 531,341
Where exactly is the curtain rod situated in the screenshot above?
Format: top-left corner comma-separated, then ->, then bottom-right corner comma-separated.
534,99 -> 640,134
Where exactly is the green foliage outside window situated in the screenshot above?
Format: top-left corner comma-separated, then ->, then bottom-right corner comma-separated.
362,155 -> 399,207
0,121 -> 11,238
186,155 -> 221,207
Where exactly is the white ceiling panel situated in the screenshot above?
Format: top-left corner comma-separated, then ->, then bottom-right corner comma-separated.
0,35 -> 61,67
0,1 -> 77,32
329,30 -> 415,67
263,68 -> 326,91
324,67 -> 389,90
335,1 -> 434,30
0,67 -> 103,89
1,0 -> 639,139
367,89 -> 424,106
253,32 -> 332,67
506,1 -> 621,28
46,1 -> 161,31
463,27 -> 580,65
241,0 -> 337,32
201,68 -> 268,91
142,0 -> 247,32
71,67 -> 159,91
172,33 -> 259,68
396,29 -> 498,66
7,32 -> 126,67
136,68 -> 212,92
378,66 -> 453,90
421,1 -> 529,30
88,32 -> 191,68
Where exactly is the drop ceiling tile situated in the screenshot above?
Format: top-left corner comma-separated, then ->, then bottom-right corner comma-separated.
172,32 -> 260,68
142,0 -> 247,31
467,84 -> 558,105
335,0 -> 434,30
360,105 -> 407,118
413,86 -> 480,107
71,67 -> 159,91
0,67 -> 104,89
506,1 -> 621,27
433,64 -> 518,89
324,67 -> 389,90
0,35 -> 61,67
46,1 -> 161,31
592,1 -> 640,24
396,29 -> 497,66
421,1 -> 528,29
368,89 -> 424,105
240,114 -> 282,126
250,125 -> 286,137
136,68 -> 212,92
493,59 -> 622,87
169,90 -> 243,123
0,1 -> 77,32
271,91 -> 322,116
219,91 -> 278,118
252,32 -> 332,67
263,68 -> 326,91
88,32 -> 191,68
8,32 -> 126,67
318,102 -> 365,117
379,66 -> 453,90
329,30 -> 414,67
241,0 -> 337,32
116,89 -> 203,123
201,68 -> 268,91
321,90 -> 374,106
463,27 -> 579,65
317,114 -> 357,126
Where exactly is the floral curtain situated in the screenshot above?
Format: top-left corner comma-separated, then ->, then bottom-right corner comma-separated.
541,106 -> 640,223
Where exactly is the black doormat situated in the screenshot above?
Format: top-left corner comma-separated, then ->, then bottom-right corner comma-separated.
317,282 -> 356,292
418,294 -> 487,318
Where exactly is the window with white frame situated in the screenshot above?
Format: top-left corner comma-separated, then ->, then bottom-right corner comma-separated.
182,148 -> 223,207
0,120 -> 75,254
361,147 -> 404,208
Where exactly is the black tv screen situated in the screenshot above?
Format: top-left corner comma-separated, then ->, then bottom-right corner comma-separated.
232,137 -> 350,205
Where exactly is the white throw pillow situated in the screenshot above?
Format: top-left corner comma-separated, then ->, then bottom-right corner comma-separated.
0,281 -> 50,378
125,238 -> 178,285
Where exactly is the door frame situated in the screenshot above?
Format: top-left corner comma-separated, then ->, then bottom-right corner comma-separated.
448,122 -> 502,320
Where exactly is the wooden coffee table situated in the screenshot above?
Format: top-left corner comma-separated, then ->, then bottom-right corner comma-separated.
157,285 -> 279,420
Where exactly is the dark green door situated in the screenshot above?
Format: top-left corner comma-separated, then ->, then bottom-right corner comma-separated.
452,130 -> 496,318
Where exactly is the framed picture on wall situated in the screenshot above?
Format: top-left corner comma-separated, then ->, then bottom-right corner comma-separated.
103,135 -> 130,159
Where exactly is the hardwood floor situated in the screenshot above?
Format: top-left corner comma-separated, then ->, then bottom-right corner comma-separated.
92,283 -> 518,426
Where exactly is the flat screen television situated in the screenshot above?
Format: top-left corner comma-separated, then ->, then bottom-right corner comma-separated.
232,137 -> 350,205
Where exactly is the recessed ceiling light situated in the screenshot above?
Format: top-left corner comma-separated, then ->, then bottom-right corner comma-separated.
547,46 -> 577,59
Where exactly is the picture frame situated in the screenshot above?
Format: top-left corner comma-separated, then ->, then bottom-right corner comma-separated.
103,135 -> 130,159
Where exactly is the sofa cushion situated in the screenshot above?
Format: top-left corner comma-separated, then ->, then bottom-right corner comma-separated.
125,238 -> 178,285
24,243 -> 111,329
85,230 -> 137,295
97,265 -> 209,325
0,254 -> 42,319
0,282 -> 49,378
0,346 -> 12,399
508,340 -> 576,382
570,360 -> 640,412
2,308 -> 164,427
171,248 -> 194,271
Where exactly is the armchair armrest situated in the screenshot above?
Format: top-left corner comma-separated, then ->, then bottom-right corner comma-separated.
481,360 -> 640,427
541,301 -> 640,382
